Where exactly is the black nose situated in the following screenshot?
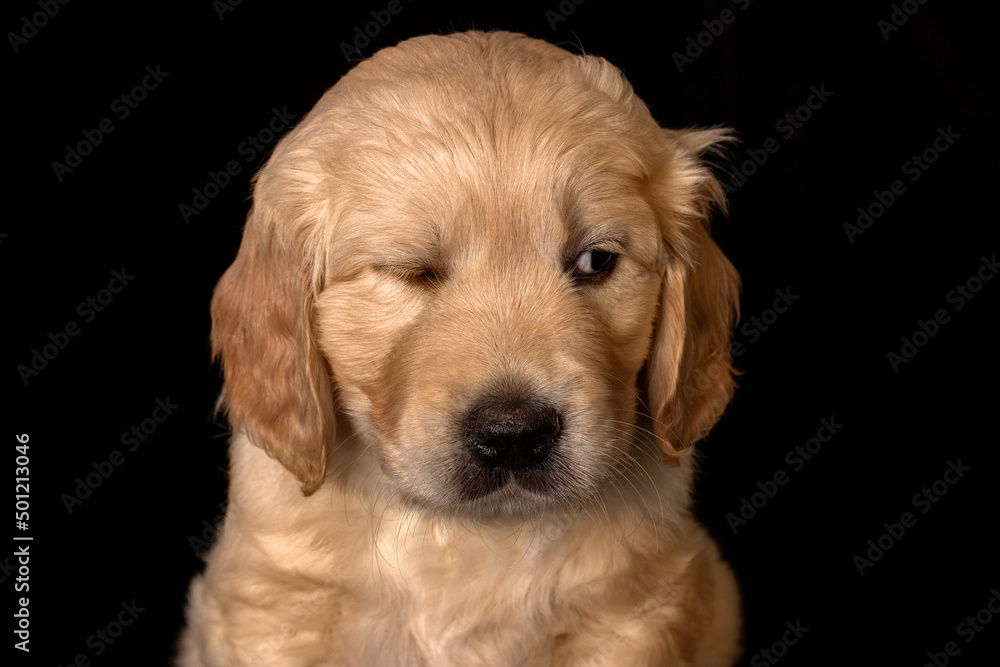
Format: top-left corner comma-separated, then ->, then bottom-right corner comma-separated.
463,401 -> 561,470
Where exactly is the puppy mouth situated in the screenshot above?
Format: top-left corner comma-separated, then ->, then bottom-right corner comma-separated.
382,394 -> 625,517
457,459 -> 561,502
445,459 -> 595,521
384,424 -> 615,520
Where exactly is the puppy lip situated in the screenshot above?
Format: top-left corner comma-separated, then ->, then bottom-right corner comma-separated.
457,458 -> 561,503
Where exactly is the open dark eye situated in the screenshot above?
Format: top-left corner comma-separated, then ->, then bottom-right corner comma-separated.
571,249 -> 617,280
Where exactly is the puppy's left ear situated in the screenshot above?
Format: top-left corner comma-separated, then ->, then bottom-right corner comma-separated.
210,203 -> 336,496
646,128 -> 740,464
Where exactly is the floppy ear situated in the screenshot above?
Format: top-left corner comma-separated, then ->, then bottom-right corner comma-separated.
646,128 -> 741,464
210,205 -> 335,495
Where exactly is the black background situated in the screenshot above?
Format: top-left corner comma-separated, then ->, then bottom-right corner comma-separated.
7,1 -> 998,665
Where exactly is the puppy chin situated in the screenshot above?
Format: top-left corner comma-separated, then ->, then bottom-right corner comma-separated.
468,488 -> 584,523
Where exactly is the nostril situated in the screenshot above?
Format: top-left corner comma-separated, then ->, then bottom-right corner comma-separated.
464,402 -> 561,470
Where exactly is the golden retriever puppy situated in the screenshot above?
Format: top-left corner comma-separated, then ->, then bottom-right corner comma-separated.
178,30 -> 742,667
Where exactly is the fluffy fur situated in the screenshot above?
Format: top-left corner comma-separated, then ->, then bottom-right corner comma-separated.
179,31 -> 742,666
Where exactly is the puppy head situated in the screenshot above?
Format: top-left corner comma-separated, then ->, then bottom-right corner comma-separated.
211,31 -> 739,514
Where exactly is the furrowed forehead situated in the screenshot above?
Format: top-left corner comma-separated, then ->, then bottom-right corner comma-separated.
304,33 -> 663,269
329,80 -> 656,217
325,134 -> 655,270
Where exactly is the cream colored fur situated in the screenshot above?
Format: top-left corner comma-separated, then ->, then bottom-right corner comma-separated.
179,31 -> 742,666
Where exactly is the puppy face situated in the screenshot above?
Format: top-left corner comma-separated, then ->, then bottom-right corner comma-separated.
317,133 -> 664,518
211,32 -> 739,520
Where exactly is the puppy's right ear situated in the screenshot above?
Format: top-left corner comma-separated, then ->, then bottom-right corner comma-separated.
645,128 -> 741,465
210,206 -> 335,496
